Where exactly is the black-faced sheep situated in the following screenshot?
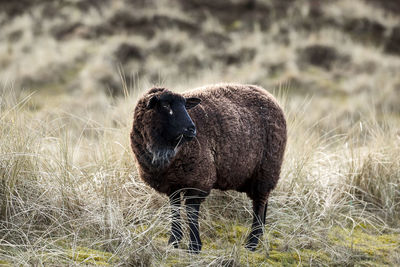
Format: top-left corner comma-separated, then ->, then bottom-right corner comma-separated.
130,83 -> 287,253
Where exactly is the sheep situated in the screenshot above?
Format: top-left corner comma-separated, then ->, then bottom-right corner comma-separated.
130,83 -> 287,253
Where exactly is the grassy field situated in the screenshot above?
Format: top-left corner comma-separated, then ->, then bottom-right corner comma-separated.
1,0 -> 400,266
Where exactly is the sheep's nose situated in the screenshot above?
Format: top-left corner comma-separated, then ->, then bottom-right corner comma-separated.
184,125 -> 196,138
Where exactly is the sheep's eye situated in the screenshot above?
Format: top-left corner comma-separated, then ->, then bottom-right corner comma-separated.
162,104 -> 173,115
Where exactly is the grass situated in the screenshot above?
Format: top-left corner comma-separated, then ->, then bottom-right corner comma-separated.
1,84 -> 399,266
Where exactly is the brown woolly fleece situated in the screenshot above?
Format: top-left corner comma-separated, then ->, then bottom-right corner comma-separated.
130,83 -> 287,201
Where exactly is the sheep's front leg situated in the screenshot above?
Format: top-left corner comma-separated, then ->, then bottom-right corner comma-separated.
168,192 -> 183,248
185,196 -> 202,253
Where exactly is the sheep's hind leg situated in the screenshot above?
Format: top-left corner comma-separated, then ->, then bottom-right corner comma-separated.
168,191 -> 183,248
245,198 -> 267,251
185,194 -> 203,254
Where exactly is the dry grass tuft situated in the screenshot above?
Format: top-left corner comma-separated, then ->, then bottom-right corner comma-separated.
1,84 -> 399,265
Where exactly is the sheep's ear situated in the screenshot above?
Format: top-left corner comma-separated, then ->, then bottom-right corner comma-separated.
185,97 -> 201,109
147,95 -> 158,109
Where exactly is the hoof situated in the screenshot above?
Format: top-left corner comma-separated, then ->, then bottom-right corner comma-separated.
245,235 -> 259,251
188,242 -> 202,254
245,242 -> 257,251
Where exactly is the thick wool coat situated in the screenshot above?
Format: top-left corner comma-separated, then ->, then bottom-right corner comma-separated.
130,83 -> 287,201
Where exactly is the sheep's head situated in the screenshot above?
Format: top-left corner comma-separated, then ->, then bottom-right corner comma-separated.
133,87 -> 201,169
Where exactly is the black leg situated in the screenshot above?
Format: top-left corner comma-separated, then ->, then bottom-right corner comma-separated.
168,191 -> 183,248
245,199 -> 267,251
185,195 -> 202,254
263,201 -> 268,224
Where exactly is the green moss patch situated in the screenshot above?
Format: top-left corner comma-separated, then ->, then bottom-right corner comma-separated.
329,226 -> 400,265
67,246 -> 116,266
210,220 -> 249,245
265,249 -> 331,266
127,220 -> 400,266
0,260 -> 12,266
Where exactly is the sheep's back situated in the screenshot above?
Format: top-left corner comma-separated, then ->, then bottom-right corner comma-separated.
182,84 -> 286,191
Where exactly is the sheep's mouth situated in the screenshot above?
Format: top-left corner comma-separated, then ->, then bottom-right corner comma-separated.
175,133 -> 194,143
182,128 -> 197,141
183,135 -> 195,141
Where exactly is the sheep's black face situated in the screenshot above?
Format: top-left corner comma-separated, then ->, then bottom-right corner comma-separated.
147,93 -> 201,146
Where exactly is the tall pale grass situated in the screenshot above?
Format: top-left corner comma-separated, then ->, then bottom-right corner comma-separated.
0,86 -> 399,265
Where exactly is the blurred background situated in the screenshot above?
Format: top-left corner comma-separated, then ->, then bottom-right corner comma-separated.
1,0 -> 399,130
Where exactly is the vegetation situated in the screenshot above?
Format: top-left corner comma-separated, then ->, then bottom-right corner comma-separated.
1,0 -> 399,266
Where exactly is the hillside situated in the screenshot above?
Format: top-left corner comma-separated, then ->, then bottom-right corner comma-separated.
1,0 -> 400,126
